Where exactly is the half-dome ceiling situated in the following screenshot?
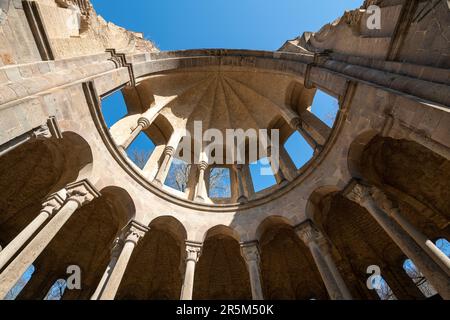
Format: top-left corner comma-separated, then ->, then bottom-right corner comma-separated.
125,67 -> 316,136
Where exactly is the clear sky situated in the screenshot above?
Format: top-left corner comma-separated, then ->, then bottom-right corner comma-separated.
97,0 -> 359,193
90,0 -> 363,51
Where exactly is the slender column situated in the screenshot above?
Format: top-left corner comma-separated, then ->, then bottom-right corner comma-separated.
290,117 -> 323,154
0,180 -> 100,299
184,164 -> 199,200
317,237 -> 353,300
344,181 -> 450,299
0,190 -> 66,271
279,146 -> 298,181
300,110 -> 331,146
241,164 -> 255,199
180,241 -> 202,300
0,116 -> 62,157
90,238 -> 124,300
241,242 -> 264,300
266,143 -> 286,185
119,117 -> 151,151
370,188 -> 450,277
296,221 -> 352,300
142,144 -> 166,181
153,132 -> 181,186
234,165 -> 248,203
99,221 -> 148,300
194,161 -> 209,202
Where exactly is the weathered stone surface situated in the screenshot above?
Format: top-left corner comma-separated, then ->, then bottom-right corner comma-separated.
0,0 -> 448,300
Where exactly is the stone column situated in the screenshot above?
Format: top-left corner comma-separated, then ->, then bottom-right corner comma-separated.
99,221 -> 148,300
279,146 -> 298,181
289,117 -> 323,154
241,242 -> 264,300
296,221 -> 352,300
119,117 -> 151,151
90,237 -> 124,300
241,164 -> 255,200
0,180 -> 100,299
0,190 -> 66,271
233,165 -> 248,203
265,143 -> 286,185
153,132 -> 182,186
180,241 -> 202,300
194,161 -> 209,202
0,116 -> 62,157
142,144 -> 166,181
370,188 -> 450,277
344,181 -> 450,299
299,110 -> 331,146
184,164 -> 199,200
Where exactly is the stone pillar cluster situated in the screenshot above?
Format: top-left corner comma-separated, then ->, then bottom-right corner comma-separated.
344,181 -> 450,299
295,221 -> 352,300
0,180 -> 100,299
96,221 -> 149,300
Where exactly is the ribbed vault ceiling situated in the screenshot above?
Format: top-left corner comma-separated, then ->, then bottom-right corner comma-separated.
128,67 -> 315,136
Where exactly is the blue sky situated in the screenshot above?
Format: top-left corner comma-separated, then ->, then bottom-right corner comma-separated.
98,0 -> 355,192
91,0 -> 363,51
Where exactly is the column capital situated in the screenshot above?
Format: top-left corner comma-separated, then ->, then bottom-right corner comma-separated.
65,179 -> 101,207
295,220 -> 322,245
289,117 -> 302,131
185,241 -> 202,263
32,125 -> 52,140
123,220 -> 149,245
198,161 -> 209,171
343,180 -> 372,206
164,145 -> 176,157
241,241 -> 261,263
41,189 -> 67,217
137,117 -> 151,130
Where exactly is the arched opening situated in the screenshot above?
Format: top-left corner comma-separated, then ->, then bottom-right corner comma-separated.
0,140 -> 64,251
44,279 -> 67,300
101,89 -> 129,129
309,89 -> 339,128
402,259 -> 437,298
193,226 -> 251,300
249,157 -> 277,192
116,216 -> 186,300
312,191 -> 426,300
358,136 -> 450,237
15,186 -> 133,300
207,166 -> 232,200
371,274 -> 397,300
257,217 -> 328,300
284,131 -> 313,169
0,132 -> 93,269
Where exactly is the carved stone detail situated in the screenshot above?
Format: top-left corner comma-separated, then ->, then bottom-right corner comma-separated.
295,220 -> 321,245
241,242 -> 261,263
41,190 -> 67,217
123,221 -> 149,245
185,241 -> 202,263
344,181 -> 372,206
65,179 -> 101,207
